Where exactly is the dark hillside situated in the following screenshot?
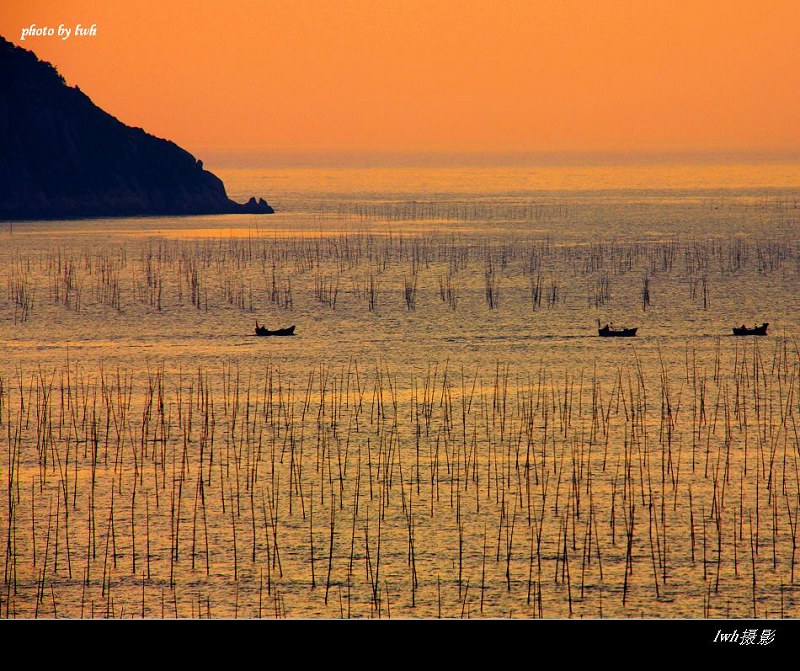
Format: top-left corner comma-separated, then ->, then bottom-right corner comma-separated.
0,36 -> 272,220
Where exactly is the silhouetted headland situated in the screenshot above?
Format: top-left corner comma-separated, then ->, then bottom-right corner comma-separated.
0,36 -> 273,220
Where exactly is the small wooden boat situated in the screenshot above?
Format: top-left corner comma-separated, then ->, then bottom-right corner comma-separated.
598,321 -> 637,337
255,321 -> 296,337
732,322 -> 768,336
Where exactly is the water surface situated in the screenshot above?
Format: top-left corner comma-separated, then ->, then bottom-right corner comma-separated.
2,156 -> 799,618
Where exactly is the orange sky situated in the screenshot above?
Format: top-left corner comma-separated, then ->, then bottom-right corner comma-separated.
2,0 -> 799,156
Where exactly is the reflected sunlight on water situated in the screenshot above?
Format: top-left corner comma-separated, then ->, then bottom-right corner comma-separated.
1,157 -> 799,618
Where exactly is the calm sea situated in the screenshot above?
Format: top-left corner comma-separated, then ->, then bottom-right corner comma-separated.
2,154 -> 799,618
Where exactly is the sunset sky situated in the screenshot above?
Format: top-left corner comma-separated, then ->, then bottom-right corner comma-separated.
2,0 -> 799,156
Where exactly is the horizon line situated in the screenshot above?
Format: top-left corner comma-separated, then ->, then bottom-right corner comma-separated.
195,147 -> 800,169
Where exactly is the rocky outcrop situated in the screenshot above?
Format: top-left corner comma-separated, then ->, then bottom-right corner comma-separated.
0,36 -> 273,220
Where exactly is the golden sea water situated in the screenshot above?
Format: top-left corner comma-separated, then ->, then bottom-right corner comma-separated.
2,155 -> 800,618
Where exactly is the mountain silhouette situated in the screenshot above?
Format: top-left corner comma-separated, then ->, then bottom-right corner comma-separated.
0,36 -> 273,220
